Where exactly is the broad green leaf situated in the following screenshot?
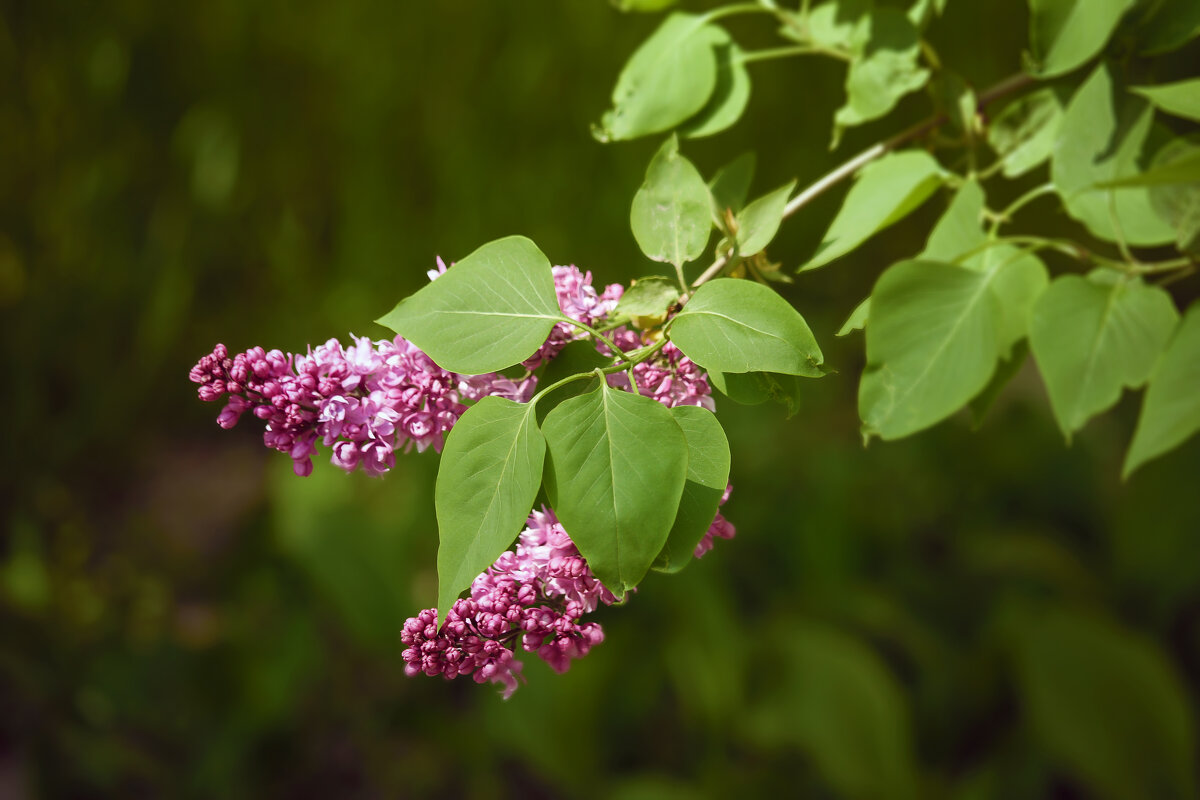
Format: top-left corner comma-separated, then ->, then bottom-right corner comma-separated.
1131,79 -> 1200,122
541,382 -> 688,594
750,619 -> 920,800
802,150 -> 945,271
654,406 -> 730,573
794,0 -> 872,51
434,397 -> 544,622
921,180 -> 1049,357
969,340 -> 1029,427
680,42 -> 751,139
615,275 -> 680,318
1147,139 -> 1200,252
859,260 -> 1001,440
981,245 -> 1049,358
1135,0 -> 1200,54
669,279 -> 824,376
1027,0 -> 1138,77
1013,607 -> 1196,800
837,297 -> 871,336
631,135 -> 713,267
987,88 -> 1064,178
735,180 -> 796,255
710,370 -> 804,415
1053,63 -> 1176,246
709,151 -> 756,225
1125,305 -> 1200,476
377,235 -> 560,374
920,179 -> 986,263
833,9 -> 930,144
908,0 -> 948,30
596,13 -> 728,142
1029,273 -> 1179,438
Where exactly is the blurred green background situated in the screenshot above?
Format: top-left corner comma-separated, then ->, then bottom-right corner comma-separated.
3,1 -> 1200,797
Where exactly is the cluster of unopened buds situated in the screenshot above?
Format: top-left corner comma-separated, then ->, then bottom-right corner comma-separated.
191,261 -> 734,695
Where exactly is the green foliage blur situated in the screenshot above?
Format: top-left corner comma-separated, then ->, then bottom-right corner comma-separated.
3,1 -> 1199,797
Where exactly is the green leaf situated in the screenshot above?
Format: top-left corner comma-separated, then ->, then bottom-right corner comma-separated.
680,42 -> 751,139
735,180 -> 796,255
669,279 -> 824,376
596,13 -> 728,142
376,235 -> 560,374
709,152 -> 756,225
615,275 -> 680,318
1029,273 -> 1179,438
710,370 -> 804,415
802,150 -> 945,271
986,88 -> 1064,178
750,619 -> 920,800
1052,63 -> 1176,246
1125,304 -> 1200,476
1131,79 -> 1200,122
1027,0 -> 1138,77
859,260 -> 1001,440
631,135 -> 713,267
434,397 -> 544,622
795,0 -> 872,52
1013,607 -> 1197,800
921,180 -> 1049,358
1147,138 -> 1200,252
654,406 -> 730,573
833,8 -> 930,144
920,179 -> 986,263
908,0 -> 948,30
837,297 -> 871,336
1135,0 -> 1200,54
541,382 -> 688,595
983,245 -> 1050,359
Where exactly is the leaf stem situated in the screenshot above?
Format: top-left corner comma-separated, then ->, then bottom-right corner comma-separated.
672,263 -> 690,296
690,70 -> 1041,290
739,44 -> 851,63
989,182 -> 1056,234
563,318 -> 624,358
530,334 -> 670,405
702,2 -> 776,22
953,234 -> 1197,277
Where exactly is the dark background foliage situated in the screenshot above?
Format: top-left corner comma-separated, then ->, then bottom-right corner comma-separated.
3,1 -> 1199,797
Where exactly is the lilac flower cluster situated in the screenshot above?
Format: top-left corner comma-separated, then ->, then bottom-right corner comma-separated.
401,508 -> 613,698
193,257 -> 739,696
605,328 -> 716,411
523,265 -> 624,368
695,485 -> 736,559
402,495 -> 737,698
191,262 -> 632,477
189,336 -> 532,477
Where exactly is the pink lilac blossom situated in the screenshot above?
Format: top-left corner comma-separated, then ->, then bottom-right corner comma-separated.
603,328 -> 716,411
523,265 -> 624,369
694,484 -> 736,559
189,335 -> 534,477
194,257 -> 739,694
401,507 -> 614,698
